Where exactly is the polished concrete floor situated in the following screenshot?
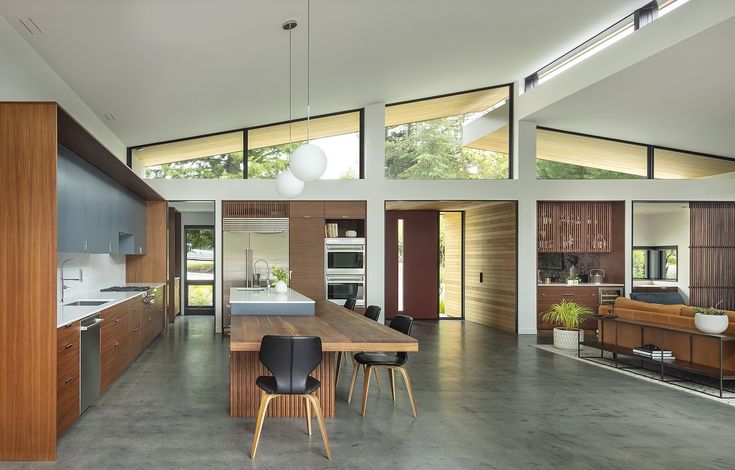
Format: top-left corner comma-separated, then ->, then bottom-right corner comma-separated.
4,316 -> 735,469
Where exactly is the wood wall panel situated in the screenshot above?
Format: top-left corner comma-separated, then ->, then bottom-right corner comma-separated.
230,352 -> 335,418
126,201 -> 168,283
0,102 -> 57,460
537,201 -> 612,253
464,202 -> 517,332
289,217 -> 326,300
223,200 -> 289,218
690,202 -> 735,309
443,212 -> 463,317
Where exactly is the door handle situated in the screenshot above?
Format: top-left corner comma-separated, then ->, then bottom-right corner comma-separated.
65,377 -> 73,384
65,343 -> 73,349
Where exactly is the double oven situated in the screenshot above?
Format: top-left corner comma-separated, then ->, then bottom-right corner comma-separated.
325,238 -> 365,306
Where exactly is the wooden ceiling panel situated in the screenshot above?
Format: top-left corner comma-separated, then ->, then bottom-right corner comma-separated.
248,112 -> 359,150
386,200 -> 512,211
654,149 -> 735,179
133,131 -> 243,166
385,87 -> 510,127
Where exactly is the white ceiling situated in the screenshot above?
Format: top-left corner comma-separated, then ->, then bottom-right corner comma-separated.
528,15 -> 735,158
0,0 -> 647,146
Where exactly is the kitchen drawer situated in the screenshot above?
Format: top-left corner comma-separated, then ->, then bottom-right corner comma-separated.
142,307 -> 163,347
127,308 -> 142,365
57,370 -> 80,436
100,301 -> 128,324
57,338 -> 80,383
100,316 -> 128,392
324,201 -> 365,219
126,295 -> 145,313
57,321 -> 80,352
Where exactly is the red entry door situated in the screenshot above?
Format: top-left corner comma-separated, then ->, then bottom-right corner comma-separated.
385,211 -> 439,320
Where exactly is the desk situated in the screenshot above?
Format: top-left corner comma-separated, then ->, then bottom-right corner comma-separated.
230,300 -> 418,417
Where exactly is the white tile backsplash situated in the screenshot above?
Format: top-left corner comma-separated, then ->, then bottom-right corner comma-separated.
57,253 -> 126,303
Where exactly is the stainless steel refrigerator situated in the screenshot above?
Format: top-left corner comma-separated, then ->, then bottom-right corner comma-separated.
222,218 -> 289,331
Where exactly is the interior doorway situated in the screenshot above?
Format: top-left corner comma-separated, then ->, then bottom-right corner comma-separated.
184,225 -> 215,315
385,201 -> 517,332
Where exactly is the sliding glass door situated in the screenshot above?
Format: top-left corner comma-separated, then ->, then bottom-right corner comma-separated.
184,226 -> 215,315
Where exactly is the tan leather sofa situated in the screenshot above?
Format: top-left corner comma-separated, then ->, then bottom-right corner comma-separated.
598,297 -> 735,371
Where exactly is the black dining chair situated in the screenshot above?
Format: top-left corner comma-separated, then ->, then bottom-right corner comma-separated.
348,314 -> 417,418
363,305 -> 381,321
344,297 -> 357,311
336,305 -> 383,389
250,335 -> 332,461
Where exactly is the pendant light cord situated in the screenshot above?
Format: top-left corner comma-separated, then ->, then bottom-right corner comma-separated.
289,26 -> 292,144
306,0 -> 311,142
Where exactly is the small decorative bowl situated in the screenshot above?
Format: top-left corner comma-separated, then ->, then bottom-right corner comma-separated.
345,230 -> 358,238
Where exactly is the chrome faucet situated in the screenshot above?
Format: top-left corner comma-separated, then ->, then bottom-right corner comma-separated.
253,259 -> 271,291
60,258 -> 83,303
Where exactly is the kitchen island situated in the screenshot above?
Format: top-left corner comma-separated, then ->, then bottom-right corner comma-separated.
229,287 -> 315,315
230,299 -> 418,418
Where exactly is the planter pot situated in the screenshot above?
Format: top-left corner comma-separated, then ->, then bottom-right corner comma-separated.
694,313 -> 728,334
552,327 -> 583,350
274,280 -> 288,294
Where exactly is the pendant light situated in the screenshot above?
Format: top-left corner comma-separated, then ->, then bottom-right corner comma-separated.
289,0 -> 327,182
276,19 -> 305,198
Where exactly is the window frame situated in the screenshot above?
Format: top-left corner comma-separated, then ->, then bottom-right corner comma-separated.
633,245 -> 678,282
129,108 -> 365,180
384,83 -> 515,180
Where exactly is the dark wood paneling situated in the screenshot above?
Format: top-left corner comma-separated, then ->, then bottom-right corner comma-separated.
289,217 -> 326,300
538,201 -> 613,253
690,202 -> 735,309
126,201 -> 168,284
465,202 -> 517,332
56,107 -> 163,201
223,200 -> 289,218
290,201 -> 325,218
0,102 -> 57,460
324,201 -> 366,219
537,286 -> 599,330
385,211 -> 439,319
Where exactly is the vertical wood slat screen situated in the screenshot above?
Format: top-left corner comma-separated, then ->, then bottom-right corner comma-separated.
690,202 -> 735,309
538,202 -> 612,253
222,200 -> 289,218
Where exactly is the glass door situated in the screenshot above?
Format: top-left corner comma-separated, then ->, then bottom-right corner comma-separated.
185,226 -> 215,315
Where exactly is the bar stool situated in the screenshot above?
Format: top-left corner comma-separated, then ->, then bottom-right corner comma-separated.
250,335 -> 332,461
348,314 -> 417,418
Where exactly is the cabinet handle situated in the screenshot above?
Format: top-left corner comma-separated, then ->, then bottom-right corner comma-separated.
64,323 -> 73,329
134,328 -> 138,332
108,243 -> 112,252
114,342 -> 119,347
562,293 -> 575,296
148,317 -> 152,321
115,318 -> 120,323
65,377 -> 73,384
65,343 -> 73,349
83,240 -> 88,252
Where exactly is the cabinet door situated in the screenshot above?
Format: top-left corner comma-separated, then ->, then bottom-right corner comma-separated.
289,217 -> 325,300
56,322 -> 80,436
324,201 -> 365,219
132,197 -> 147,255
86,170 -> 109,253
290,201 -> 324,218
57,146 -> 87,253
100,315 -> 128,392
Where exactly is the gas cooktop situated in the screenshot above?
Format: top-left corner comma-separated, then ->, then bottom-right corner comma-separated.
100,286 -> 151,292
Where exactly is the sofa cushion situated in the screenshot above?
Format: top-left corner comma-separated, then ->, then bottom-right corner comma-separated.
614,297 -> 685,316
630,292 -> 685,305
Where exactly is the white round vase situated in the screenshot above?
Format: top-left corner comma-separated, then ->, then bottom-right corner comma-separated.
553,327 -> 583,350
274,280 -> 288,294
694,313 -> 728,334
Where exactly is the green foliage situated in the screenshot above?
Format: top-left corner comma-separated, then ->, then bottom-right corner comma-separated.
186,228 -> 214,251
186,261 -> 213,274
632,249 -> 647,279
248,142 -> 300,179
271,265 -> 289,284
439,297 -> 445,314
146,152 -> 244,179
536,159 -> 646,180
541,300 -> 593,330
188,285 -> 213,307
385,117 -> 509,180
694,307 -> 726,316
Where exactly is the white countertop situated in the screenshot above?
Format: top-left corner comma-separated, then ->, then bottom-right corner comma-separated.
229,287 -> 314,304
57,282 -> 165,328
538,283 -> 625,287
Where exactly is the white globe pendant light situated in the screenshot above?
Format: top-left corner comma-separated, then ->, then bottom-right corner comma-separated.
276,169 -> 304,198
289,0 -> 327,182
290,142 -> 326,182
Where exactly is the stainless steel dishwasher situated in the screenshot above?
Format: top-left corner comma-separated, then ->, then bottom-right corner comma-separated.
80,315 -> 104,413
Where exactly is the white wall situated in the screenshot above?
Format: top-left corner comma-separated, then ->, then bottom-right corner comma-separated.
633,207 -> 690,302
57,253 -> 126,304
0,15 -> 126,161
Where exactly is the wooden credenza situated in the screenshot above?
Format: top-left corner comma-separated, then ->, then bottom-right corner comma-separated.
537,285 -> 600,331
538,201 -> 612,253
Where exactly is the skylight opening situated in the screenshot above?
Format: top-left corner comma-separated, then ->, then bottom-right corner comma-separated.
523,0 -> 690,93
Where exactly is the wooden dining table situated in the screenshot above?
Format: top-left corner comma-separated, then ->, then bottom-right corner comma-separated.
230,300 -> 418,418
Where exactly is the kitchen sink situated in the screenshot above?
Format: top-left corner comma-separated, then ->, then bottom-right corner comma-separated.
64,300 -> 112,307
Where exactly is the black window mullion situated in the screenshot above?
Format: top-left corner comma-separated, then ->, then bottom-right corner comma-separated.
647,145 -> 654,179
243,129 -> 248,179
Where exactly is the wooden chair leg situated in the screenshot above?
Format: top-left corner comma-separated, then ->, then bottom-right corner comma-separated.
335,351 -> 343,384
347,358 -> 360,404
250,393 -> 274,459
389,368 -> 396,402
361,365 -> 372,416
307,394 -> 333,461
304,396 -> 312,436
373,366 -> 382,390
398,367 -> 418,418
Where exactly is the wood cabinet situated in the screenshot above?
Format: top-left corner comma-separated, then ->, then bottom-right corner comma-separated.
324,201 -> 365,219
289,217 -> 326,300
126,299 -> 143,366
56,322 -> 80,437
142,286 -> 165,348
537,286 -> 599,330
290,201 -> 325,218
100,309 -> 128,392
538,202 -> 612,253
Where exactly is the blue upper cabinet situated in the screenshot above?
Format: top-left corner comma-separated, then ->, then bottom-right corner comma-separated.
57,145 -> 147,255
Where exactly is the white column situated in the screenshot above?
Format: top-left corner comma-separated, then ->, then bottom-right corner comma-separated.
516,120 -> 538,334
214,199 -> 223,333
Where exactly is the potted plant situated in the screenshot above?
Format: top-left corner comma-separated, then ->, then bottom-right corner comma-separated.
566,275 -> 581,285
271,265 -> 290,294
541,300 -> 593,349
694,302 -> 729,334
